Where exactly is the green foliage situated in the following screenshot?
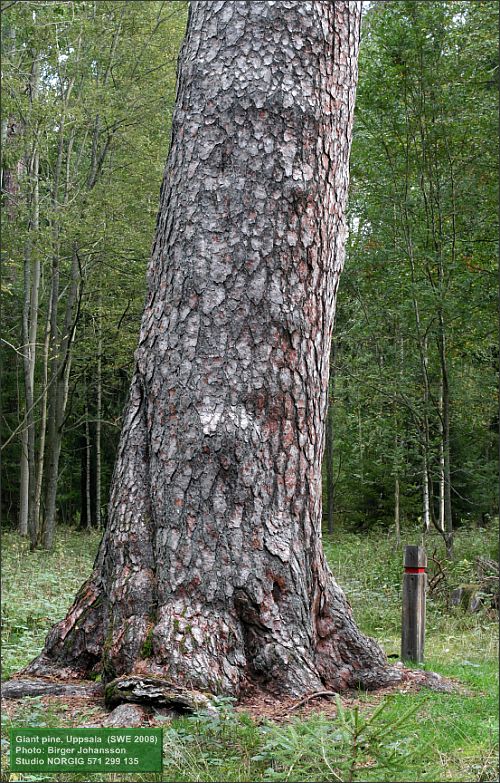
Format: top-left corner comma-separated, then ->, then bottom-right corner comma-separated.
1,529 -> 100,678
160,699 -> 262,782
328,0 -> 499,530
323,519 -> 499,656
255,697 -> 423,782
1,1 -> 188,532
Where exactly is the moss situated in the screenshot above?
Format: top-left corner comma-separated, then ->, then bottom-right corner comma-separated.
104,682 -> 134,706
101,656 -> 116,683
101,623 -> 116,682
62,633 -> 75,652
140,627 -> 154,658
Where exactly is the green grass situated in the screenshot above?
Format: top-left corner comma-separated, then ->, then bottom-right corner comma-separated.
1,522 -> 498,782
322,523 -> 499,664
1,529 -> 100,680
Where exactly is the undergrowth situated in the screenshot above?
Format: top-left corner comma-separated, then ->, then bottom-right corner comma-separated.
1,521 -> 498,782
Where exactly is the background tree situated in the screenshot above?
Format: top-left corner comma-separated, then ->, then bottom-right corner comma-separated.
3,3 -> 496,555
1,1 -> 187,545
325,1 -> 498,547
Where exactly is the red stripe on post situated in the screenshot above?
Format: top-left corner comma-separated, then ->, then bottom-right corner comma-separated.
405,567 -> 426,574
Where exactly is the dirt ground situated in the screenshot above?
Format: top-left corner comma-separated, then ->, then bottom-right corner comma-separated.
1,665 -> 466,728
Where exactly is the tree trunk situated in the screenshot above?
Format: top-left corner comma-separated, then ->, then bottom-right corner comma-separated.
34,300 -> 52,531
95,289 -> 103,527
18,427 -> 29,536
440,329 -> 453,558
24,142 -> 40,547
85,396 -> 93,529
423,452 -> 430,533
25,0 -> 397,697
325,398 -> 335,535
393,329 -> 402,545
325,342 -> 336,535
42,245 -> 80,549
394,475 -> 400,544
439,383 -> 445,532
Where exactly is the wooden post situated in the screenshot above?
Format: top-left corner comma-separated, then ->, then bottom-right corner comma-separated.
401,545 -> 426,663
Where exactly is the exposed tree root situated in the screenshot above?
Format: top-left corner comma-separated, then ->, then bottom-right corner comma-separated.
1,678 -> 103,700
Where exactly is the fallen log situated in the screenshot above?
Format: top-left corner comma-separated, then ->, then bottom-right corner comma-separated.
104,675 -> 217,715
1,677 -> 104,700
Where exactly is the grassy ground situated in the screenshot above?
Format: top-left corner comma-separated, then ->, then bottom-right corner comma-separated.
1,522 -> 498,782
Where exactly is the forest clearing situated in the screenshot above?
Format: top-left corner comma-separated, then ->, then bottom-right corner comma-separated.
1,1 -> 498,781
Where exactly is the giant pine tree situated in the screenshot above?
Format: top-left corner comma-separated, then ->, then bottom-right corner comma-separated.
25,0 -> 398,697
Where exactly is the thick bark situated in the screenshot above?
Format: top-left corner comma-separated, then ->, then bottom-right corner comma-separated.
25,1 -> 398,697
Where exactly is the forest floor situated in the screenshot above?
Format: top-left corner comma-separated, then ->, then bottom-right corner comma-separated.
1,521 -> 498,782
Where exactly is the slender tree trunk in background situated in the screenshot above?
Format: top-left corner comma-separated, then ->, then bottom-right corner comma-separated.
26,1 -> 398,696
357,405 -> 364,485
1,26 -> 19,218
24,154 -> 40,545
325,342 -> 336,535
421,339 -> 432,534
443,396 -> 453,556
3,26 -> 32,538
20,232 -> 31,535
439,325 -> 453,558
394,401 -> 401,544
39,63 -> 77,549
423,452 -> 430,532
325,400 -> 335,535
42,243 -> 61,548
393,327 -> 402,545
95,288 -> 103,527
34,303 -> 51,531
43,246 -> 80,549
80,434 -> 87,528
18,428 -> 29,536
438,384 -> 445,532
394,474 -> 400,544
399,73 -> 446,544
41,24 -> 110,544
84,395 -> 92,530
